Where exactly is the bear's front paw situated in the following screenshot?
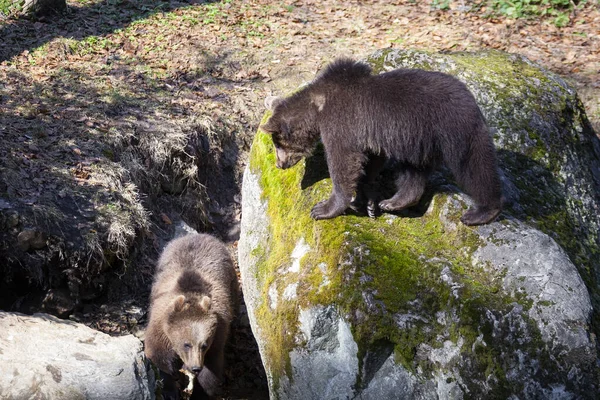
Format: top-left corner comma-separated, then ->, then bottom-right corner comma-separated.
310,200 -> 345,220
310,200 -> 331,220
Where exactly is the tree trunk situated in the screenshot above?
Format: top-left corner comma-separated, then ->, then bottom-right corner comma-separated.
22,0 -> 66,17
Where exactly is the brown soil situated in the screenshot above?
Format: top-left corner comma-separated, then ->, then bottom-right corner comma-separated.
1,1 -> 599,399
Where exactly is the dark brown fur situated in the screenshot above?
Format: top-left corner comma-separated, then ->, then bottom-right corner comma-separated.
261,58 -> 502,225
144,234 -> 238,399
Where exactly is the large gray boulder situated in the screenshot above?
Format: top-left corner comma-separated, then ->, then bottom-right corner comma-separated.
238,49 -> 600,399
0,312 -> 154,400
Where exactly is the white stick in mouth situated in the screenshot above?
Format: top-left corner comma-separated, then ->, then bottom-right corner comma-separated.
180,369 -> 195,399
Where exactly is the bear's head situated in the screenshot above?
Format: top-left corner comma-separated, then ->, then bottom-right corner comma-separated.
164,294 -> 218,375
260,94 -> 321,169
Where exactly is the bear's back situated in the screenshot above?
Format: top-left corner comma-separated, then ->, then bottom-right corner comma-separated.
339,68 -> 478,118
312,65 -> 486,163
155,234 -> 233,279
150,234 -> 237,318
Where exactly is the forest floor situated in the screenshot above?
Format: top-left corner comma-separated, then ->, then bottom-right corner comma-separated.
1,1 -> 599,399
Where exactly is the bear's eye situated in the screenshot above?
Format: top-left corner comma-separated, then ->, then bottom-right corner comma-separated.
183,343 -> 192,350
200,343 -> 208,351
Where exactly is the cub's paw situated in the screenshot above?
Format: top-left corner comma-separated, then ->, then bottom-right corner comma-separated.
460,207 -> 501,226
349,197 -> 378,218
197,367 -> 223,397
379,198 -> 418,212
366,199 -> 379,218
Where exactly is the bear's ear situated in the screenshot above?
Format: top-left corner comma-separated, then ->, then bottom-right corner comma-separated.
199,295 -> 212,312
264,95 -> 284,111
172,295 -> 187,313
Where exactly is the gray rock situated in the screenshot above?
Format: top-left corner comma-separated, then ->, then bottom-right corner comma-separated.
173,219 -> 198,239
0,312 -> 155,400
474,221 -> 593,353
239,50 -> 600,399
278,306 -> 359,400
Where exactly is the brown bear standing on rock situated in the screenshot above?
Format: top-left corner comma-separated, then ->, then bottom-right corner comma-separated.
144,233 -> 238,399
260,58 -> 503,226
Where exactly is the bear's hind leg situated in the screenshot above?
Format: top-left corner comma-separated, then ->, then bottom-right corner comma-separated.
460,206 -> 502,226
379,165 -> 428,212
452,131 -> 503,226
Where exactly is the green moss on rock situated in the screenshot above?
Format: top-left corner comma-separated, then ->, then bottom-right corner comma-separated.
247,127 -> 557,395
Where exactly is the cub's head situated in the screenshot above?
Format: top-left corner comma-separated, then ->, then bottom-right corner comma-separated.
164,294 -> 218,375
260,95 -> 321,169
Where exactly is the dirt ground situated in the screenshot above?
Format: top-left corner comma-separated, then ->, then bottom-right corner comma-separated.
1,1 -> 599,399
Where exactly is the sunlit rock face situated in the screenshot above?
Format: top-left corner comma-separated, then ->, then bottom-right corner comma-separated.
0,311 -> 154,400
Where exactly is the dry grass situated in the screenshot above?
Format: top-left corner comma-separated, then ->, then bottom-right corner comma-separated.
1,0 -> 597,306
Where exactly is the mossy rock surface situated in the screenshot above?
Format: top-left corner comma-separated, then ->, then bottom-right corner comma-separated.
368,49 -> 600,318
238,49 -> 600,399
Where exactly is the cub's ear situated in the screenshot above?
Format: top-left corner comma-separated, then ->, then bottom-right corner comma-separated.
264,95 -> 284,111
199,296 -> 212,312
172,295 -> 187,313
260,118 -> 279,135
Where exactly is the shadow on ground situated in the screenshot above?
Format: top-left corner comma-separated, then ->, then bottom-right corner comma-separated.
0,0 -> 214,62
0,21 -> 266,397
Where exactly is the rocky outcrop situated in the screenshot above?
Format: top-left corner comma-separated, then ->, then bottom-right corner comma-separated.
0,311 -> 154,400
238,49 -> 600,399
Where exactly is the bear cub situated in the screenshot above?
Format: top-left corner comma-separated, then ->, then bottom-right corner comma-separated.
261,58 -> 503,226
144,233 -> 238,399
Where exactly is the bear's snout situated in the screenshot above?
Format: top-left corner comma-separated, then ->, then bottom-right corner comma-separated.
275,151 -> 302,169
190,365 -> 203,374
